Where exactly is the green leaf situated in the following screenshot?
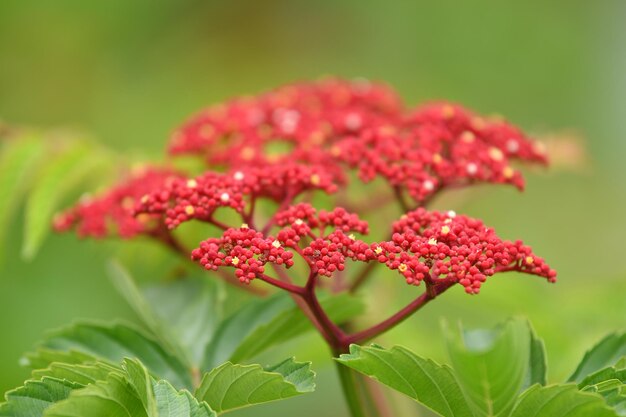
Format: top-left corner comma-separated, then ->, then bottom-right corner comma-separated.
510,384 -> 619,417
523,323 -> 548,389
108,261 -> 225,370
445,317 -> 531,417
141,273 -> 224,367
23,349 -> 99,370
26,322 -> 192,390
32,362 -> 119,386
0,377 -> 79,417
579,359 -> 626,416
229,292 -> 364,363
22,143 -> 104,260
44,359 -> 215,417
579,361 -> 626,387
337,344 -> 475,417
0,137 -> 44,264
194,358 -> 315,413
202,294 -> 293,369
569,332 -> 626,383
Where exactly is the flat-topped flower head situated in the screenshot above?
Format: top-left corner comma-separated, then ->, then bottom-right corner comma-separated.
134,164 -> 339,230
168,78 -> 402,159
372,208 -> 556,293
134,170 -> 247,229
191,226 -> 294,284
53,167 -> 182,238
335,102 -> 548,204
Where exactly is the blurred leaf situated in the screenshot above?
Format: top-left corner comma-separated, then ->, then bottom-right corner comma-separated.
569,332 -> 626,383
337,344 -> 474,417
44,359 -> 215,417
0,137 -> 44,264
194,358 -> 314,413
22,143 -> 105,260
26,322 -> 192,390
229,292 -> 364,363
510,384 -> 619,417
22,349 -> 99,370
523,323 -> 548,389
108,261 -> 209,369
142,273 -> 225,368
202,293 -> 293,369
445,317 -> 530,417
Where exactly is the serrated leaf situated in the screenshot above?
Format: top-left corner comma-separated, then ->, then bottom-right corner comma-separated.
22,143 -> 105,260
579,361 -> 626,388
229,292 -> 364,363
579,360 -> 626,416
569,332 -> 626,383
195,358 -> 315,413
0,377 -> 79,417
23,349 -> 99,370
32,362 -> 118,386
43,359 -> 215,417
445,317 -> 531,417
27,322 -> 192,390
152,381 -> 215,417
0,137 -> 44,264
337,344 -> 474,417
202,294 -> 293,369
510,384 -> 619,417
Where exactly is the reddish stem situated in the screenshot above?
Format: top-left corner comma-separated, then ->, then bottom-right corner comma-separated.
258,273 -> 305,295
301,271 -> 348,350
344,280 -> 455,347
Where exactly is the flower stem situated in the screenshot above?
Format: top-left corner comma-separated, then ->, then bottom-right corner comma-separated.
346,280 -> 454,345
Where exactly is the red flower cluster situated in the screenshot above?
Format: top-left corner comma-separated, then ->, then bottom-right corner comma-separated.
169,78 -> 547,204
55,77 -> 556,296
372,208 -> 556,293
188,203 -> 555,293
134,165 -> 337,230
53,168 -> 181,238
191,226 -> 294,284
168,78 -> 402,161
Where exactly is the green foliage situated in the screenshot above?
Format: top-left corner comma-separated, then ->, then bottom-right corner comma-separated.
0,261 -> 321,416
0,136 -> 44,264
445,318 -> 531,416
195,358 -> 315,413
25,321 -> 192,390
578,357 -> 626,416
337,345 -> 474,417
569,332 -> 626,383
22,143 -> 105,259
227,292 -> 364,364
0,378 -> 79,417
0,129 -> 114,263
108,261 -> 364,371
510,384 -> 617,417
339,319 -> 626,417
43,359 -> 215,417
108,261 -> 224,370
3,325 -> 314,417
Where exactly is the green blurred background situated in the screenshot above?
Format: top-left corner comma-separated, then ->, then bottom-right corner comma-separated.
1,1 -> 625,415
